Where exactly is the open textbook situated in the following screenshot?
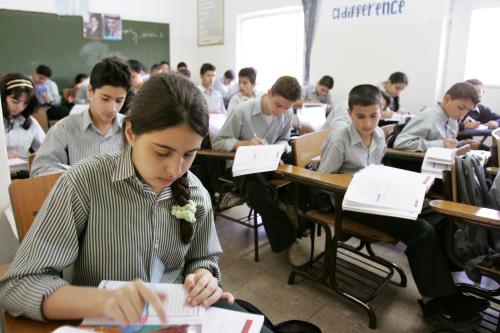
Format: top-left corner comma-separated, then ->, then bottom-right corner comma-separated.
421,148 -> 491,179
232,144 -> 284,177
342,164 -> 434,220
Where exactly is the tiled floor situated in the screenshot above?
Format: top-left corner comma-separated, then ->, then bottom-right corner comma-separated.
216,205 -> 433,333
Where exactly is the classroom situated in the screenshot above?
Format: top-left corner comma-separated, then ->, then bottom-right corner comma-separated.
1,0 -> 500,332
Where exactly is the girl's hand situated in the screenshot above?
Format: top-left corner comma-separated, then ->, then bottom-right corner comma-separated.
101,279 -> 167,326
7,149 -> 20,159
184,268 -> 234,308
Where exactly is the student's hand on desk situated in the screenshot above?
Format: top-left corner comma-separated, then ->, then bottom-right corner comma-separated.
397,109 -> 409,115
487,120 -> 499,129
461,139 -> 481,150
249,136 -> 266,145
7,148 -> 20,159
443,139 -> 458,148
464,120 -> 480,129
184,268 -> 234,307
380,110 -> 393,119
101,279 -> 167,326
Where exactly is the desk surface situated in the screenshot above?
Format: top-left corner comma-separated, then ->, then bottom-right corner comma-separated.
4,313 -> 77,333
197,149 -> 235,158
458,128 -> 493,137
384,148 -> 425,159
276,164 -> 352,192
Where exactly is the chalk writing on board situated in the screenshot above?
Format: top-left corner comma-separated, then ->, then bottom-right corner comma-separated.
123,28 -> 164,45
79,41 -> 127,66
332,0 -> 406,20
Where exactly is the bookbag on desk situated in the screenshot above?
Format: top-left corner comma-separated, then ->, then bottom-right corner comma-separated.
386,117 -> 411,148
453,153 -> 500,282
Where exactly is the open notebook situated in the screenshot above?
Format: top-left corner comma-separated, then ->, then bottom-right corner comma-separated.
421,147 -> 457,179
232,144 -> 284,177
342,164 -> 434,220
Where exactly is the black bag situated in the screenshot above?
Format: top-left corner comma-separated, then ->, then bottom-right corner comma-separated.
386,117 -> 411,148
235,299 -> 322,333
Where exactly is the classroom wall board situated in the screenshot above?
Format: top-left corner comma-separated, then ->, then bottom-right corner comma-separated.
0,9 -> 170,89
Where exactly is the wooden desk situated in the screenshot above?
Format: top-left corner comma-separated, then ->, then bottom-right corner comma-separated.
384,148 -> 425,159
4,313 -> 78,333
197,149 -> 235,159
486,167 -> 499,175
430,200 -> 500,229
276,164 -> 351,192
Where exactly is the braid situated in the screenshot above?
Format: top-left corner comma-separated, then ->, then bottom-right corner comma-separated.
172,173 -> 194,244
393,95 -> 400,112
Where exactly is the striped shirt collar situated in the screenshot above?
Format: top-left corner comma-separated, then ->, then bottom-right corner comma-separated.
81,109 -> 123,133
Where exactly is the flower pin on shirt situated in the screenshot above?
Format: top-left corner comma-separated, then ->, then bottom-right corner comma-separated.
171,200 -> 197,223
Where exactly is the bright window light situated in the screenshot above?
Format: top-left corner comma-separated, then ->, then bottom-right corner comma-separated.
464,8 -> 500,85
237,7 -> 304,89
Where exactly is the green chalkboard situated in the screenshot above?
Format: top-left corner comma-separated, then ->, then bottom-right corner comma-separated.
0,9 -> 170,89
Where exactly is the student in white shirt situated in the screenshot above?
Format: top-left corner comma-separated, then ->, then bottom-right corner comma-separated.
227,67 -> 259,115
30,65 -> 61,106
198,63 -> 226,114
378,71 -> 408,113
127,59 -> 146,94
31,58 -> 131,176
1,74 -> 45,159
213,69 -> 235,105
296,75 -> 334,109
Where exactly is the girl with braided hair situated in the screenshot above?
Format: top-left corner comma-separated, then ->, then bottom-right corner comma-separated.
0,73 -> 237,327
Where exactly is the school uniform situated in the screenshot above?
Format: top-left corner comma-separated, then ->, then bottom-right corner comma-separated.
198,85 -> 226,114
4,116 -> 45,158
378,81 -> 402,112
212,96 -> 297,252
0,147 -> 221,321
301,84 -> 332,105
31,110 -> 124,176
394,103 -> 458,151
318,123 -> 458,298
29,75 -> 61,106
321,101 -> 350,130
227,91 -> 261,116
459,103 -> 500,130
491,172 -> 500,209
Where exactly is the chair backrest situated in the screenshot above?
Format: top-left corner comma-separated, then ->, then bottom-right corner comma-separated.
32,107 -> 49,133
27,153 -> 36,176
492,128 -> 500,167
9,173 -> 62,240
381,124 -> 396,139
445,145 -> 472,202
292,129 -> 333,168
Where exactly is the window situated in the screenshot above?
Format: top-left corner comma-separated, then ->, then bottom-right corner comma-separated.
237,7 -> 304,89
464,8 -> 500,85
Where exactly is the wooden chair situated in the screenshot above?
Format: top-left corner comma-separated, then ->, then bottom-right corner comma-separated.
492,128 -> 500,167
9,173 -> 62,241
286,131 -> 407,329
31,107 -> 49,133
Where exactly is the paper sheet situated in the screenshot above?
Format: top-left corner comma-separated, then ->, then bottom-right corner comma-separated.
232,144 -> 284,177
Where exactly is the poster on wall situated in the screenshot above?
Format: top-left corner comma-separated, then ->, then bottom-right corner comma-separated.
83,13 -> 103,39
198,0 -> 224,46
103,14 -> 122,40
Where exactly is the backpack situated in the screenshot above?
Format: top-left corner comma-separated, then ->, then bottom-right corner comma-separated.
453,153 -> 500,282
386,117 -> 411,148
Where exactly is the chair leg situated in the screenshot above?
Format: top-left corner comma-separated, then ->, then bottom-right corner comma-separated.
310,224 -> 316,264
253,210 -> 259,262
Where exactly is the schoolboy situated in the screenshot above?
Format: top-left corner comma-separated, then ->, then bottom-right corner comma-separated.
319,84 -> 488,330
31,57 -> 130,176
227,67 -> 259,115
394,82 -> 480,151
213,76 -> 309,266
459,79 -> 500,130
30,64 -> 61,106
379,71 -> 408,113
213,69 -> 235,105
198,63 -> 226,114
296,75 -> 334,109
127,59 -> 146,94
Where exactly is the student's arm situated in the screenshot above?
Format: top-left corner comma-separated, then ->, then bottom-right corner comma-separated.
275,110 -> 293,148
217,94 -> 226,114
393,116 -> 442,151
31,122 -> 70,176
48,80 -> 61,105
30,117 -> 46,152
481,106 -> 500,128
0,175 -> 87,320
226,95 -> 238,116
212,110 -> 260,151
318,137 -> 344,174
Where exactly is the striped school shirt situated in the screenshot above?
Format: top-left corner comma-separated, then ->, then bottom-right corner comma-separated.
0,147 -> 222,321
31,109 -> 124,176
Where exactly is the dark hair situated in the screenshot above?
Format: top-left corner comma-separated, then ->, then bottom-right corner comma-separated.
388,72 -> 408,85
223,69 -> 235,80
446,82 -> 480,105
36,65 -> 52,78
126,73 -> 208,243
127,59 -> 145,74
177,62 -> 187,70
74,73 -> 89,85
271,76 -> 301,101
238,67 -> 257,84
318,75 -> 334,89
348,84 -> 381,110
380,90 -> 392,111
160,60 -> 170,66
1,73 -> 39,129
179,68 -> 191,79
90,57 -> 131,91
200,63 -> 216,75
150,63 -> 162,72
465,78 -> 483,87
